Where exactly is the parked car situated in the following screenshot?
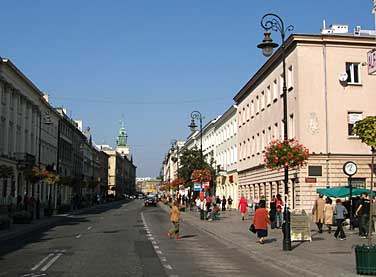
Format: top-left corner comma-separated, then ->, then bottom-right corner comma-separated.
138,194 -> 144,199
144,195 -> 157,207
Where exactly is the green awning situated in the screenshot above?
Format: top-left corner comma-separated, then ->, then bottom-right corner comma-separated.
316,186 -> 374,198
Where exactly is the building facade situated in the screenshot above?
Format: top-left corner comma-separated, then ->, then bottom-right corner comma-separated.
234,33 -> 376,211
214,105 -> 239,207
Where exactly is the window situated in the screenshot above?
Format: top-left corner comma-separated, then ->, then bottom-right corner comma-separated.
267,126 -> 272,144
272,79 -> 278,101
346,63 -> 361,84
251,100 -> 255,117
256,96 -> 260,114
289,114 -> 295,138
279,74 -> 284,96
0,84 -> 5,104
246,104 -> 250,121
251,136 -> 255,156
242,108 -> 246,124
261,91 -> 265,111
274,123 -> 278,139
308,166 -> 322,176
266,85 -> 271,106
348,112 -> 362,136
262,130 -> 266,151
256,133 -> 260,154
288,65 -> 293,89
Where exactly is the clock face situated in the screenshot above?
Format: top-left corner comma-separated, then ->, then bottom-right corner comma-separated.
343,161 -> 357,176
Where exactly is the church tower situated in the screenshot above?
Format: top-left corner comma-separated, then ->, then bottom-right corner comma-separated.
116,116 -> 130,157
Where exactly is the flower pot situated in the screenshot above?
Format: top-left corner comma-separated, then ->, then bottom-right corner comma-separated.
355,244 -> 376,275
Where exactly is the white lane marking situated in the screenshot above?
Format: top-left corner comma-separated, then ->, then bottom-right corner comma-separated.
30,253 -> 55,271
151,240 -> 157,244
148,236 -> 154,240
161,257 -> 167,262
153,245 -> 159,249
75,234 -> 82,239
87,226 -> 93,230
40,250 -> 65,271
156,250 -> 162,254
164,265 -> 173,270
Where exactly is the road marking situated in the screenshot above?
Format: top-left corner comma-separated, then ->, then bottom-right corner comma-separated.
30,253 -> 55,271
30,250 -> 65,272
40,252 -> 64,271
151,240 -> 157,244
87,226 -> 93,230
164,265 -> 173,270
75,234 -> 82,239
156,250 -> 162,254
161,257 -> 167,262
153,245 -> 159,249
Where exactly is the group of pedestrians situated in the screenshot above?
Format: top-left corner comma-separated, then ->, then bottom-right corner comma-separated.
312,192 -> 375,240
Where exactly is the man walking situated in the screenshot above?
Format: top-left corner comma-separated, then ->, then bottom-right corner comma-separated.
356,192 -> 370,238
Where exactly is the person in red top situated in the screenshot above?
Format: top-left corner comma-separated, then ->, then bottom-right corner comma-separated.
275,194 -> 284,229
238,195 -> 248,221
252,200 -> 271,244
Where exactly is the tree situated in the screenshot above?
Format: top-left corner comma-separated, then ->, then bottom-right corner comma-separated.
353,115 -> 376,246
178,147 -> 216,190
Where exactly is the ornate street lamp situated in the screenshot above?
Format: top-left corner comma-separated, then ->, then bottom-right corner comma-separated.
188,111 -> 203,167
257,13 -> 294,251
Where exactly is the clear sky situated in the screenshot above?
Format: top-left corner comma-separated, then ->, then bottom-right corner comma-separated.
0,1 -> 374,177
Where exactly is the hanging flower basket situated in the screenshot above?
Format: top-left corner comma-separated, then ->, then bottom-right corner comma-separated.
191,169 -> 211,183
264,139 -> 309,170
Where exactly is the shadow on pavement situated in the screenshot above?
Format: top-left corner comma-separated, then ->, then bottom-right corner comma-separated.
0,201 -> 129,259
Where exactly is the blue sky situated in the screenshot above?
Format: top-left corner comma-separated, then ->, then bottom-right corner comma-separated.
0,1 -> 374,177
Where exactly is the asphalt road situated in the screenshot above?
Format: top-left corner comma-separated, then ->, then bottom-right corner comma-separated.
0,200 -> 281,277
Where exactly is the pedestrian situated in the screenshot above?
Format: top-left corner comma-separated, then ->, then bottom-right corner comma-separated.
227,196 -> 233,211
248,197 -> 254,214
238,195 -> 248,221
269,195 -> 276,229
252,200 -> 271,244
334,199 -> 348,240
324,197 -> 334,233
355,192 -> 370,238
221,196 -> 227,211
312,194 -> 325,233
275,194 -> 283,229
216,195 -> 221,208
168,201 -> 181,240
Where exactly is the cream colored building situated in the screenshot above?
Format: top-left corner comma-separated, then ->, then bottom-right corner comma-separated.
234,31 -> 376,211
0,58 -> 60,208
214,105 -> 239,207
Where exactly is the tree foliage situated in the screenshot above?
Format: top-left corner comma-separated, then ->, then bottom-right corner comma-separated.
353,116 -> 376,148
178,147 -> 215,188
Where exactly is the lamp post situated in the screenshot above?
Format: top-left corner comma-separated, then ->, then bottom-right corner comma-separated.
188,111 -> 204,195
257,13 -> 294,251
171,139 -> 179,178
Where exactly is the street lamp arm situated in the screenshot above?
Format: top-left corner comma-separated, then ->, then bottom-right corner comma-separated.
260,13 -> 294,41
190,111 -> 202,121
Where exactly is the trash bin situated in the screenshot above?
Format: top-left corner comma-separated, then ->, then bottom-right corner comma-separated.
355,244 -> 376,275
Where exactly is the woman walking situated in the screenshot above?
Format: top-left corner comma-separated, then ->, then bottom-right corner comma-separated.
253,200 -> 271,244
324,197 -> 334,233
238,195 -> 248,221
168,201 -> 181,240
334,199 -> 348,240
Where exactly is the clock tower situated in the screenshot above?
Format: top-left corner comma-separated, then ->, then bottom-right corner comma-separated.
116,117 -> 130,157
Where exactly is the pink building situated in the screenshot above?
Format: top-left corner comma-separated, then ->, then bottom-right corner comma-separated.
234,33 -> 376,211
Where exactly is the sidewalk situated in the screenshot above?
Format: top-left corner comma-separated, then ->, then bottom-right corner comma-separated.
0,200 -> 128,244
159,203 -> 367,276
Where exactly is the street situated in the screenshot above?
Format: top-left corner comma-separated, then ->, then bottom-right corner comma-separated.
0,200 -> 288,277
